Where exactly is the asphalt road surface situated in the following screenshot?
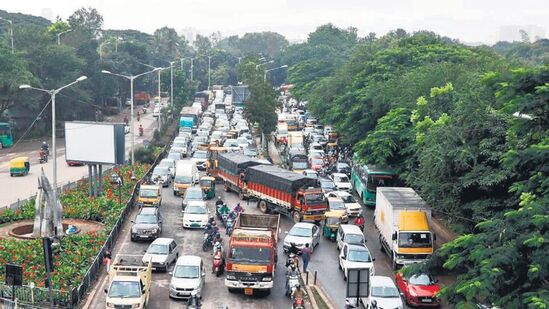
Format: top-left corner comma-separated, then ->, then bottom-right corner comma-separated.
0,107 -> 159,207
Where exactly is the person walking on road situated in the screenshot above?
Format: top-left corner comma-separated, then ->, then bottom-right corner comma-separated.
301,243 -> 313,273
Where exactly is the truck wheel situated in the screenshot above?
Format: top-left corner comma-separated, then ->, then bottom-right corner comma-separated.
292,211 -> 302,223
224,184 -> 229,192
258,200 -> 269,213
238,191 -> 245,200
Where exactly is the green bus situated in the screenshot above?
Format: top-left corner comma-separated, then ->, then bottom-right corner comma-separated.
351,164 -> 398,207
0,122 -> 13,149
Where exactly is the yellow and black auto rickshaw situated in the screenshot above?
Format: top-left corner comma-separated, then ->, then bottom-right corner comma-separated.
322,210 -> 346,241
9,157 -> 30,177
199,176 -> 216,199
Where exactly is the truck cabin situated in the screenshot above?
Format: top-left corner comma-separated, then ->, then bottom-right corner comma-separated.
296,188 -> 327,211
392,211 -> 434,250
107,277 -> 145,300
227,230 -> 275,269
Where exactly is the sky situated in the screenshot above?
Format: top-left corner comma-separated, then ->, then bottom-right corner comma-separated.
2,0 -> 548,44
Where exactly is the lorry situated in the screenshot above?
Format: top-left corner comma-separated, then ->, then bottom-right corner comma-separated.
287,131 -> 303,146
105,255 -> 152,308
217,152 -> 264,199
230,85 -> 250,107
244,164 -> 328,223
180,106 -> 201,131
374,187 -> 435,269
225,213 -> 280,295
276,123 -> 288,144
134,92 -> 151,105
193,91 -> 210,111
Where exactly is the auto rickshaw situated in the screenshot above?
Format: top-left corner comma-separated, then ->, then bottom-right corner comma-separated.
323,210 -> 345,241
200,176 -> 216,199
9,157 -> 30,177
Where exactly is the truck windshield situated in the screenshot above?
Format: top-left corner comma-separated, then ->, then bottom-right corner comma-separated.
398,232 -> 432,248
173,265 -> 199,278
230,247 -> 271,264
304,193 -> 325,204
140,189 -> 157,198
108,281 -> 141,298
175,176 -> 192,183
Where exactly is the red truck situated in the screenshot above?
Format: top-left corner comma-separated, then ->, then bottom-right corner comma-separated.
245,164 -> 327,223
134,92 -> 151,105
225,213 -> 280,295
217,152 -> 264,199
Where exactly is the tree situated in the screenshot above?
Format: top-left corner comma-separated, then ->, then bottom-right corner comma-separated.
0,48 -> 35,118
67,7 -> 103,39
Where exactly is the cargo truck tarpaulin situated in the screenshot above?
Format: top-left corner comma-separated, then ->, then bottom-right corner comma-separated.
218,152 -> 264,175
245,165 -> 316,193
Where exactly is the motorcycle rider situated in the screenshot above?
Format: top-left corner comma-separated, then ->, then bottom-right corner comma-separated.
353,215 -> 365,231
138,124 -> 144,136
186,290 -> 201,308
41,141 -> 50,155
219,203 -> 230,216
286,262 -> 300,296
234,202 -> 244,213
215,197 -> 225,216
292,283 -> 304,302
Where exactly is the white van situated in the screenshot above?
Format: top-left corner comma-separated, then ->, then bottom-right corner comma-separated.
173,160 -> 199,196
336,224 -> 366,251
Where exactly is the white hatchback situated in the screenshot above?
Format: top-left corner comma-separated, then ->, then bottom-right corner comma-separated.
169,255 -> 205,299
182,201 -> 210,228
339,243 -> 375,280
331,173 -> 352,192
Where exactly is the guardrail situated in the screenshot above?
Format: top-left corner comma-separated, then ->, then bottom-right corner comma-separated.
0,146 -> 168,308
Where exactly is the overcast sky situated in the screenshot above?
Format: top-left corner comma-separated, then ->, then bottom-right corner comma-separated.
2,0 -> 548,43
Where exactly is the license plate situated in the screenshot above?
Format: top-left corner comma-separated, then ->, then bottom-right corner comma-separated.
244,288 -> 253,295
422,299 -> 432,303
139,235 -> 149,238
191,223 -> 200,227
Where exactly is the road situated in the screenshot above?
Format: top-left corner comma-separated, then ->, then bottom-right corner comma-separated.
85,171 -> 293,309
0,105 -> 160,207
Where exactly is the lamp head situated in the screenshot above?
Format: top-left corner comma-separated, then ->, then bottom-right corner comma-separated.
101,70 -> 111,74
76,76 -> 88,82
19,85 -> 31,89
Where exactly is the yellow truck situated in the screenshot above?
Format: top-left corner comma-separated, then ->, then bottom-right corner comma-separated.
137,184 -> 162,207
105,255 -> 152,309
374,187 -> 435,269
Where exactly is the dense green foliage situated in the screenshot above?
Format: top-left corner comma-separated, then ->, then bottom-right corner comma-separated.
282,26 -> 548,307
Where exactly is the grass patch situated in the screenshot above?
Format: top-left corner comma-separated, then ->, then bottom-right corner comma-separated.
311,286 -> 330,309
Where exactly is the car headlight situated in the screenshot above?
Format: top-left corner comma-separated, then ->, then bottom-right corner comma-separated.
262,277 -> 272,282
106,303 -> 115,308
132,304 -> 141,308
226,274 -> 236,280
151,228 -> 158,233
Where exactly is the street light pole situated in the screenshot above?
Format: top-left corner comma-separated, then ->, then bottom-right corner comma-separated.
57,29 -> 72,45
101,68 -> 159,174
0,17 -> 14,54
208,56 -> 211,90
170,61 -> 175,107
19,76 -> 88,222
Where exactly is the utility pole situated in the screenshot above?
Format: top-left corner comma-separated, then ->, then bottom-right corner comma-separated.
208,56 -> 211,90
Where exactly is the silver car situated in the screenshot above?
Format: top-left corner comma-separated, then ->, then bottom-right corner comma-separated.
152,166 -> 171,187
142,238 -> 179,272
283,222 -> 321,252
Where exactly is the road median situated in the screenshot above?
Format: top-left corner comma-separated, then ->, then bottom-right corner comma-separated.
301,271 -> 337,309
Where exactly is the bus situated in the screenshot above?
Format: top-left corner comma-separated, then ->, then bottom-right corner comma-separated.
351,164 -> 398,207
0,122 -> 13,148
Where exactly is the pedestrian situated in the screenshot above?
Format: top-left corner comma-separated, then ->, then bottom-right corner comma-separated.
301,243 -> 313,273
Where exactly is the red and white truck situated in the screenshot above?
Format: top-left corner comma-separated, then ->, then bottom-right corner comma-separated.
217,152 -> 264,199
245,164 -> 327,223
225,213 -> 280,295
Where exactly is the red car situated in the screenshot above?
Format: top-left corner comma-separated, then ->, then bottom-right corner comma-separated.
396,272 -> 441,307
66,160 -> 85,167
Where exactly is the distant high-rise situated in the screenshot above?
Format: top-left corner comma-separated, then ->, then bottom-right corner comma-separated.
496,25 -> 546,42
179,27 -> 197,45
41,8 -> 53,21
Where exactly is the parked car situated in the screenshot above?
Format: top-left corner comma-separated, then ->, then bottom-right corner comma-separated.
283,222 -> 321,252
131,207 -> 162,241
339,244 -> 375,280
169,256 -> 205,299
181,186 -> 205,209
396,272 -> 441,307
142,238 -> 179,272
331,173 -> 352,192
326,191 -> 362,216
182,201 -> 210,228
362,276 -> 403,309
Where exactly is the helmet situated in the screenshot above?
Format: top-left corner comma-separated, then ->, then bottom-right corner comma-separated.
211,221 -> 217,226
290,264 -> 296,270
218,196 -> 222,200
42,141 -> 46,145
191,290 -> 197,297
295,283 -> 301,289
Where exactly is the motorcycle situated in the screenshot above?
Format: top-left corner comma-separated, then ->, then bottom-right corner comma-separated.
292,296 -> 305,309
39,150 -> 48,164
225,211 -> 238,236
286,272 -> 300,297
212,250 -> 225,277
139,126 -> 144,137
345,298 -> 359,309
142,106 -> 147,114
202,229 -> 218,252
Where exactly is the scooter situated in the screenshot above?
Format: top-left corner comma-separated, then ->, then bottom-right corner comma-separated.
286,272 -> 300,297
39,150 -> 48,164
212,250 -> 225,277
292,296 -> 305,309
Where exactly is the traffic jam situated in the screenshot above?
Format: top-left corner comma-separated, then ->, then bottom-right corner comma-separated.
104,85 -> 442,309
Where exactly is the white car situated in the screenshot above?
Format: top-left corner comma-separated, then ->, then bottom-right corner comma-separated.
331,173 -> 352,192
182,201 -> 210,228
339,244 -> 375,280
327,191 -> 362,216
191,150 -> 209,170
142,238 -> 179,272
171,140 -> 188,157
153,106 -> 161,117
362,276 -> 403,309
236,136 -> 250,149
302,169 -> 319,180
169,255 -> 205,299
152,166 -> 171,187
283,222 -> 321,252
223,139 -> 240,152
158,158 -> 176,178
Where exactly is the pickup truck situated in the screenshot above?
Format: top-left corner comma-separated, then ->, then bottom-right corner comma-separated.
105,255 -> 152,309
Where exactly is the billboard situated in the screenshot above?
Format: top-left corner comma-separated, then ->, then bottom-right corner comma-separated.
65,122 -> 125,165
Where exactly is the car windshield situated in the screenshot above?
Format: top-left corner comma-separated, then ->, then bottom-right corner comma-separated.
140,189 -> 158,198
193,151 -> 208,159
173,142 -> 186,148
408,274 -> 436,286
399,232 -> 432,248
175,175 -> 192,183
211,132 -> 222,138
224,140 -> 238,147
293,162 -> 308,169
168,153 -> 180,161
186,205 -> 207,214
153,167 -> 168,175
330,200 -> 346,210
194,137 -> 207,143
341,195 -> 356,203
185,189 -> 203,200
345,234 -> 365,245
312,159 -> 323,165
334,175 -> 349,183
237,137 -> 248,144
135,214 -> 157,224
289,226 -> 312,237
147,244 -> 168,255
320,181 -> 335,189
159,160 -> 173,168
348,249 -> 371,262
230,247 -> 271,264
173,265 -> 199,279
371,286 -> 400,298
108,281 -> 141,298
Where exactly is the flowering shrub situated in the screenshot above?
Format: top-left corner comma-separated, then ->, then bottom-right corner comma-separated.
0,163 -> 149,290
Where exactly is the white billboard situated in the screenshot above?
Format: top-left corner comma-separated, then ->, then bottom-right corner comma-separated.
65,122 -> 125,165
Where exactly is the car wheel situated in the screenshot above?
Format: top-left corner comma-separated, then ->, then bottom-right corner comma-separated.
338,263 -> 342,270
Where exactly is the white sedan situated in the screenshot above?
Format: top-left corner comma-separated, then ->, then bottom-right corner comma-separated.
331,173 -> 352,192
326,191 -> 362,217
182,201 -> 210,229
283,222 -> 321,252
339,243 -> 375,280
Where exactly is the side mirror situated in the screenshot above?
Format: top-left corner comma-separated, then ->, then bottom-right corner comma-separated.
130,220 -> 135,223
433,233 -> 437,241
372,258 -> 376,261
169,272 -> 173,275
391,232 -> 397,241
341,256 -> 346,260
104,288 -> 108,294
399,292 -> 405,297
159,221 -> 163,224
285,231 -> 289,234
